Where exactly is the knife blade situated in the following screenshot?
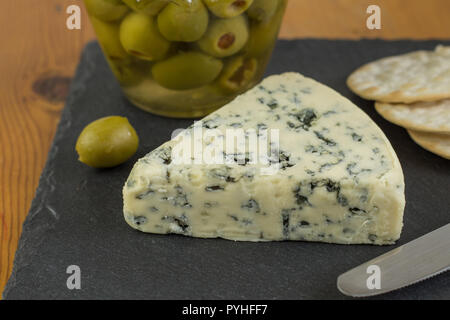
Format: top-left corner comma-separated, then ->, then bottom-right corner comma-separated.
337,223 -> 450,297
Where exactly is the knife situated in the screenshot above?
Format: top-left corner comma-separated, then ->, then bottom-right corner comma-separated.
337,223 -> 450,297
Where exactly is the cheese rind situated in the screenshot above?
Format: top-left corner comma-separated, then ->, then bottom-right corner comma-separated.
123,73 -> 405,245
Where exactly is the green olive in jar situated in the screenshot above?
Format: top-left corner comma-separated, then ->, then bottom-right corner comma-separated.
76,116 -> 139,168
218,56 -> 258,92
122,0 -> 169,16
203,0 -> 254,18
119,12 -> 171,61
151,52 -> 223,90
109,59 -> 150,87
85,0 -> 129,21
247,0 -> 278,21
244,1 -> 285,57
197,15 -> 249,58
157,0 -> 209,42
90,16 -> 128,61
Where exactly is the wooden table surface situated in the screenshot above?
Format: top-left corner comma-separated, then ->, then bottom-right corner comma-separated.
1,0 -> 449,297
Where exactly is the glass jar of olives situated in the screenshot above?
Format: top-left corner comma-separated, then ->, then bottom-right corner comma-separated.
84,0 -> 287,118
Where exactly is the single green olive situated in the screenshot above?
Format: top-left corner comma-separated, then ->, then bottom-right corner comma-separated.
218,56 -> 258,92
203,0 -> 254,18
119,12 -> 171,61
122,0 -> 169,16
76,116 -> 139,168
244,1 -> 285,57
247,0 -> 278,21
90,16 -> 128,61
85,0 -> 129,21
152,51 -> 223,90
196,15 -> 249,58
157,0 -> 209,42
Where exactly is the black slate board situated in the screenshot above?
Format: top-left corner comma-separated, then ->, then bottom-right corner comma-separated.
4,39 -> 450,300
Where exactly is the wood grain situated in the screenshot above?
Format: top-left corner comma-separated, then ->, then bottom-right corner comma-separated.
1,0 -> 449,297
281,0 -> 450,39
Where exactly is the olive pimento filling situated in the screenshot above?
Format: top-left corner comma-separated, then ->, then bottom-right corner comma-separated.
232,0 -> 247,9
218,33 -> 236,49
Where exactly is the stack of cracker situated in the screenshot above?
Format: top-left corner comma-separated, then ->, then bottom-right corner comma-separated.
347,46 -> 450,159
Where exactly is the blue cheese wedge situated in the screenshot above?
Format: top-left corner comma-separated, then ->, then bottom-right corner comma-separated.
123,73 -> 405,245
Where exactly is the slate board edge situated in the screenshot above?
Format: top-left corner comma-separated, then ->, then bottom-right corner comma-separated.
1,45 -> 97,299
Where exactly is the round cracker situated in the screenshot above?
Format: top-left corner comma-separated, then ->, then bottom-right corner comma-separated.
347,45 -> 450,103
408,130 -> 450,159
375,99 -> 450,133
